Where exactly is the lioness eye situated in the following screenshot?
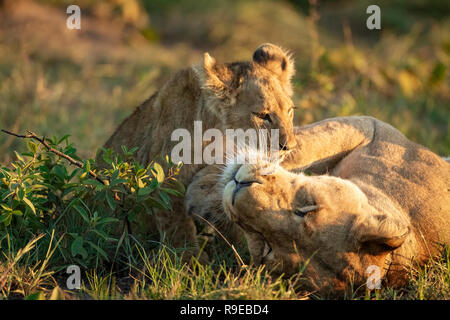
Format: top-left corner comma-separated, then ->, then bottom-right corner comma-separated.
294,205 -> 319,217
253,112 -> 272,123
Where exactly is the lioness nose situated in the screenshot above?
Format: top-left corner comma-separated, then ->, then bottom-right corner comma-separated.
234,179 -> 259,187
232,179 -> 260,205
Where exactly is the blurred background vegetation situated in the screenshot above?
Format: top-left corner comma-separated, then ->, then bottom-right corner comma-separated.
0,0 -> 449,163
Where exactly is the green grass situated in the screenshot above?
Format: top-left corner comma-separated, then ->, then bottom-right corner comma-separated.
0,0 -> 449,300
2,235 -> 449,300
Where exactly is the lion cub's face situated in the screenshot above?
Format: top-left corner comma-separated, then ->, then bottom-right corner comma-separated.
196,44 -> 297,151
221,161 -> 410,294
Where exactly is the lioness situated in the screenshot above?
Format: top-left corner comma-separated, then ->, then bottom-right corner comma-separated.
99,44 -> 297,257
185,116 -> 450,295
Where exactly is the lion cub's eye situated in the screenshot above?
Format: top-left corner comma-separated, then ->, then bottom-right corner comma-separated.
294,205 -> 319,217
288,107 -> 297,117
253,112 -> 272,123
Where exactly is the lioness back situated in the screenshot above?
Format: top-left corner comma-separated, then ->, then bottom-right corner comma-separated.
333,119 -> 450,249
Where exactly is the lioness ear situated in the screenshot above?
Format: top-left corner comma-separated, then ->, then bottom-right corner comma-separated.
252,43 -> 295,95
354,214 -> 410,254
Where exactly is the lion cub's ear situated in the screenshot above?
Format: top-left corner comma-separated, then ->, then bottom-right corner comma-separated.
195,52 -> 235,99
354,214 -> 410,255
252,43 -> 295,95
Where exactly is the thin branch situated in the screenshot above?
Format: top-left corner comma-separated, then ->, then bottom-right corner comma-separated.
1,129 -> 105,185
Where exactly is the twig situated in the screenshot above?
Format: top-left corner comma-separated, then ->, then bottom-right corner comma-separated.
1,129 -> 105,185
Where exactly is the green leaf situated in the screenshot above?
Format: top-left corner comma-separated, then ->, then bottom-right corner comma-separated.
69,168 -> 83,180
79,247 -> 88,260
135,168 -> 146,177
105,192 -> 115,210
14,151 -> 24,162
2,191 -> 15,201
58,134 -> 71,144
97,217 -> 119,225
26,291 -> 46,300
71,236 -> 85,258
114,230 -> 126,259
84,160 -> 91,172
73,205 -> 90,224
86,240 -> 109,261
22,197 -> 36,215
159,191 -> 172,211
0,212 -> 12,226
94,190 -> 106,202
128,211 -> 136,222
170,179 -> 186,194
429,61 -> 446,86
64,146 -> 77,157
146,197 -> 167,210
17,188 -> 25,201
102,155 -> 112,165
160,187 -> 183,197
137,185 -> 156,197
52,165 -> 67,182
91,229 -> 110,241
0,204 -> 12,211
84,179 -> 104,187
27,141 -> 39,154
111,178 -> 127,186
148,178 -> 159,191
110,170 -> 119,180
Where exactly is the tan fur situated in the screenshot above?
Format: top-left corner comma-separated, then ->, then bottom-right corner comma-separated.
185,116 -> 450,294
99,44 -> 297,257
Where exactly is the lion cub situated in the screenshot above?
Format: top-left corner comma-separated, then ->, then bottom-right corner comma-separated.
100,44 -> 298,260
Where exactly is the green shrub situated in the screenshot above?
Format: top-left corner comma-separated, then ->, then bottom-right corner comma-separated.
0,134 -> 184,270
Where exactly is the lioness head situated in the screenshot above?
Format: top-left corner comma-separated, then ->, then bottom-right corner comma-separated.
221,159 -> 411,295
195,43 -> 297,151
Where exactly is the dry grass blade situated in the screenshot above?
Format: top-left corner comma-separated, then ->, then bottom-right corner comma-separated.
0,234 -> 44,292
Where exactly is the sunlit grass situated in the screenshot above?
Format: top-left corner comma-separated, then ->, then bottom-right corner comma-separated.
3,238 -> 448,300
0,232 -> 60,299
